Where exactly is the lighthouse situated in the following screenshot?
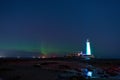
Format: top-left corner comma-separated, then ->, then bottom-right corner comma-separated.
86,39 -> 91,55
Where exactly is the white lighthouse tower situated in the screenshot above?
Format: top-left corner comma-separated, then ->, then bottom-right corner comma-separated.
86,39 -> 91,55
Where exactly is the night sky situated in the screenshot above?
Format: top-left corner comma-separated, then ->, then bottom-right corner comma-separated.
0,0 -> 120,58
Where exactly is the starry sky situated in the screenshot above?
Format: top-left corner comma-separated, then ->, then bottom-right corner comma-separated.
0,0 -> 120,58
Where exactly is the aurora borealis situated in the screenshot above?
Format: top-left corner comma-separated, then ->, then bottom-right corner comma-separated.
0,0 -> 120,58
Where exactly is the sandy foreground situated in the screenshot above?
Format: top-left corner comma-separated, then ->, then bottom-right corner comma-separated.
0,59 -> 120,80
0,61 -> 59,80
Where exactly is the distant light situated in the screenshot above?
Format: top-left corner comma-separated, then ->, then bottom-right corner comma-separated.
41,56 -> 46,59
77,53 -> 81,56
32,56 -> 36,59
0,56 -> 6,58
80,51 -> 83,54
0,56 -> 3,58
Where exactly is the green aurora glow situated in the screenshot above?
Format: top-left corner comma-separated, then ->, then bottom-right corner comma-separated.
0,40 -> 82,55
